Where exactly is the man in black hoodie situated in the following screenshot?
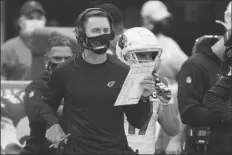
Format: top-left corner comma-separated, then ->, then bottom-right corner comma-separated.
178,1 -> 232,154
178,28 -> 231,154
21,35 -> 73,154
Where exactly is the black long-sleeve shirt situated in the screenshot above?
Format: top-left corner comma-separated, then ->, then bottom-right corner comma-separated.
203,74 -> 232,125
40,54 -> 150,154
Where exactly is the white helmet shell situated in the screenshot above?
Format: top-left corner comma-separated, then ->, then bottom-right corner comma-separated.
116,27 -> 162,65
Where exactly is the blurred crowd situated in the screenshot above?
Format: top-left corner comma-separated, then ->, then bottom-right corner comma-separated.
1,0 -> 231,154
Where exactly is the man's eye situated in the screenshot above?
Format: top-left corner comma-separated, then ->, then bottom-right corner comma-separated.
103,29 -> 109,33
92,29 -> 100,33
64,57 -> 71,60
53,57 -> 61,61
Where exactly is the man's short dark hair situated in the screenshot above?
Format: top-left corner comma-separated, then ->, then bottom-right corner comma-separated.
76,10 -> 110,28
47,35 -> 72,52
96,3 -> 123,25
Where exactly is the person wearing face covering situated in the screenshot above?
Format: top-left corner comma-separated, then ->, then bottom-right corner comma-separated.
37,8 -> 169,154
1,1 -> 46,80
19,35 -> 73,155
140,1 -> 188,154
96,3 -> 126,55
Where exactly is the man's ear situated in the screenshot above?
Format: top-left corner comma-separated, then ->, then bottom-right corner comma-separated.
17,16 -> 23,28
42,16 -> 47,25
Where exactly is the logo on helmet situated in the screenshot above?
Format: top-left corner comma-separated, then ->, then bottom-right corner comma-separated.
118,34 -> 127,50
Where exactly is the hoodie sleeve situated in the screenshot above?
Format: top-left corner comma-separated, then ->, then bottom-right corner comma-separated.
203,75 -> 232,123
40,68 -> 65,129
178,62 -> 219,126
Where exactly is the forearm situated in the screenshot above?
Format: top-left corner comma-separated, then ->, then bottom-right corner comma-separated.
204,92 -> 232,123
40,67 -> 66,129
158,104 -> 180,136
180,106 -> 219,126
202,76 -> 232,123
40,99 -> 60,129
208,75 -> 232,100
123,97 -> 151,128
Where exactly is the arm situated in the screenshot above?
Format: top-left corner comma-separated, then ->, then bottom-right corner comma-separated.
1,45 -> 18,80
123,97 -> 151,129
158,103 -> 180,136
24,88 -> 44,122
40,68 -> 65,129
203,75 -> 232,123
178,63 -> 219,126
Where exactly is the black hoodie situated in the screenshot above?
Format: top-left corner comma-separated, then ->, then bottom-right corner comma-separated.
178,36 -> 228,125
178,36 -> 232,153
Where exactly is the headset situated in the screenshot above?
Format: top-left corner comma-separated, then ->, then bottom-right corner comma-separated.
74,8 -> 115,45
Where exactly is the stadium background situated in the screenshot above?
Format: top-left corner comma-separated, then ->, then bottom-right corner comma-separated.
1,0 -> 229,56
0,0 -> 231,153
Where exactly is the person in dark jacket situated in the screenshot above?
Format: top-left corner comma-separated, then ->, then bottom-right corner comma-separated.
203,68 -> 232,154
178,2 -> 231,154
177,30 -> 231,154
40,8 -> 168,154
21,35 -> 73,154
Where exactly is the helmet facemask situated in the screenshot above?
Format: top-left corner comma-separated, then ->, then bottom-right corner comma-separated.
122,48 -> 162,65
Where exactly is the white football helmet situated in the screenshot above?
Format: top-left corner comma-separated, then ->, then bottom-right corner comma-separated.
116,27 -> 162,65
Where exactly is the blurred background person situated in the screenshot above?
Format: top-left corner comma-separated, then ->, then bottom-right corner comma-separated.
1,0 -> 46,80
140,0 -> 188,154
96,3 -> 125,55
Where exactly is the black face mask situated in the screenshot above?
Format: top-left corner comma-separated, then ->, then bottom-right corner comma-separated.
46,61 -> 59,75
85,34 -> 111,55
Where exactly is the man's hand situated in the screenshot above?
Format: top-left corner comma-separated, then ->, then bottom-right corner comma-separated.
140,75 -> 156,97
156,83 -> 172,104
140,74 -> 171,103
45,124 -> 67,148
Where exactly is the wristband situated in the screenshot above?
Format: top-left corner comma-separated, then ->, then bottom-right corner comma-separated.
140,95 -> 150,103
